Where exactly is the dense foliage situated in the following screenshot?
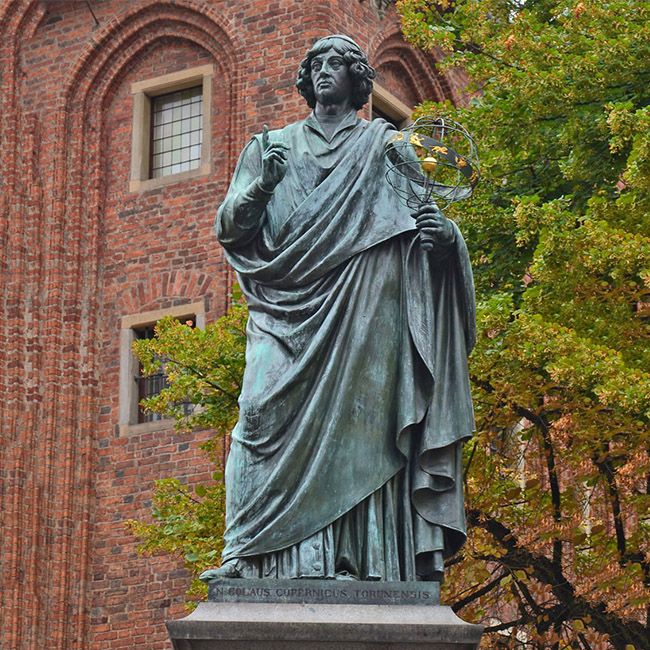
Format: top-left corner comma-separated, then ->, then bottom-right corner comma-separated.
397,1 -> 649,647
128,1 -> 649,643
125,303 -> 246,601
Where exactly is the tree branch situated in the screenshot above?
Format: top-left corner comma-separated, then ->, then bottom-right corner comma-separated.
514,406 -> 563,568
463,42 -> 525,71
463,439 -> 478,485
483,617 -> 530,634
593,442 -> 628,566
451,571 -> 505,613
578,631 -> 594,650
467,509 -> 647,649
511,573 -> 542,616
165,359 -> 240,402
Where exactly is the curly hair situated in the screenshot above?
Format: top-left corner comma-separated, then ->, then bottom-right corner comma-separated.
296,35 -> 376,111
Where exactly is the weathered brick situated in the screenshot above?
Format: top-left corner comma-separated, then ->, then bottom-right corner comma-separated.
0,1 -> 464,649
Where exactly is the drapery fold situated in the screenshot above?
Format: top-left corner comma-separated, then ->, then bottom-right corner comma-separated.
216,116 -> 475,573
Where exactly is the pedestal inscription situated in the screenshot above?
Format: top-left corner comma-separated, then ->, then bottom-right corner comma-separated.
208,578 -> 440,606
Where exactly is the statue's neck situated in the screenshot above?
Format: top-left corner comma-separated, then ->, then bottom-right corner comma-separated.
314,101 -> 355,140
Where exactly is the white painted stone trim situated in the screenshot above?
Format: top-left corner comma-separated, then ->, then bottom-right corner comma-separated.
129,64 -> 214,192
369,82 -> 413,128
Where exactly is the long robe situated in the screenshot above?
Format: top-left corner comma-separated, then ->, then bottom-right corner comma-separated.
215,111 -> 475,580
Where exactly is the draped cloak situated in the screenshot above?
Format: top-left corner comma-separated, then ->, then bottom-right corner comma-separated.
215,112 -> 476,578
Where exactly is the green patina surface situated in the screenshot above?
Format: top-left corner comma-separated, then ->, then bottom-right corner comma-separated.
210,36 -> 475,583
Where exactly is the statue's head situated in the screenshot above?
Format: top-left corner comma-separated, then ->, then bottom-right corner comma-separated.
296,35 -> 376,110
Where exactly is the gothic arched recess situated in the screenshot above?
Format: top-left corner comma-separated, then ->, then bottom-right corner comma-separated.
0,2 -> 242,648
370,27 -> 460,107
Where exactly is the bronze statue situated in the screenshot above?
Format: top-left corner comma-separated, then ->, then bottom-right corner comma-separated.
203,34 -> 475,583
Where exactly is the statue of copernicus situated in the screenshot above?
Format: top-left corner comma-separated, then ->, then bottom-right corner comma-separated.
206,34 -> 475,583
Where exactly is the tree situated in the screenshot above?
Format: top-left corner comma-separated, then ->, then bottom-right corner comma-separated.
396,1 -> 649,647
125,301 -> 246,602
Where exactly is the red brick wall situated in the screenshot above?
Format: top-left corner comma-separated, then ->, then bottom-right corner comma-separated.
0,2 -> 462,648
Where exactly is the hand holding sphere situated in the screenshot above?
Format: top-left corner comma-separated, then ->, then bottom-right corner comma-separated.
385,117 -> 480,252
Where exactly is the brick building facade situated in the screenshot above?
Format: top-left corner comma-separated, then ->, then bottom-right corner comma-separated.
0,1 -> 466,648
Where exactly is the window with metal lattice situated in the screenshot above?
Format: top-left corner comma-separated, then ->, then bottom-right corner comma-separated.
132,319 -> 195,424
129,65 -> 213,192
150,86 -> 203,179
119,302 -> 205,435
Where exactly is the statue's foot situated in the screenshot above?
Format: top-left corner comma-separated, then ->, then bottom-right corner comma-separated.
334,571 -> 359,581
199,560 -> 241,583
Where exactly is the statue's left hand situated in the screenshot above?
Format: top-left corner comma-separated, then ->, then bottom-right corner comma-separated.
411,204 -> 455,251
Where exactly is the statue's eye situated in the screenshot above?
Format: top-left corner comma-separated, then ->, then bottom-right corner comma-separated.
311,60 -> 322,71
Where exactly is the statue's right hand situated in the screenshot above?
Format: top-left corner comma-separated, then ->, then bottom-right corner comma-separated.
259,124 -> 289,193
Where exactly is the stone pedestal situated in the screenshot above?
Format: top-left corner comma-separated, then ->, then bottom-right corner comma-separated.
166,580 -> 483,649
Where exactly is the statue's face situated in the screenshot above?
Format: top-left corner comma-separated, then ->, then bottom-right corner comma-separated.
310,48 -> 353,107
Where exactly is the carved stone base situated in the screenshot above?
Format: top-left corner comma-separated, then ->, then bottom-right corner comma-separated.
167,601 -> 484,649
